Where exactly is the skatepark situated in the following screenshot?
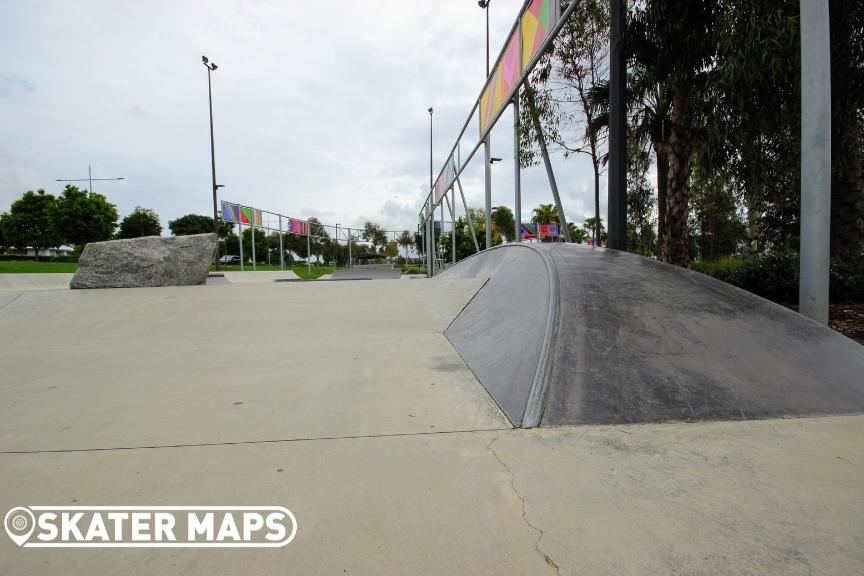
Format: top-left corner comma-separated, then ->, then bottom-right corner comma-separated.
1,245 -> 863,575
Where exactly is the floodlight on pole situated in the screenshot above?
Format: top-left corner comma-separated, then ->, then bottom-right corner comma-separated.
203,54 -> 222,269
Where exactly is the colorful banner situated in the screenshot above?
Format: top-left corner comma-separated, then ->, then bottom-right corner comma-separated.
538,223 -> 559,237
288,218 -> 308,235
480,30 -> 521,135
239,207 -> 262,226
434,173 -> 445,203
522,0 -> 559,70
221,201 -> 240,223
520,223 -> 537,239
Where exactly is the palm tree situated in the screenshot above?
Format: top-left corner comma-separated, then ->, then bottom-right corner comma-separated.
397,230 -> 414,265
531,203 -> 559,224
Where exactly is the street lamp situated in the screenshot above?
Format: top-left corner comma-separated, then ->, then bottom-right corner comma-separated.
478,0 -> 493,250
56,165 -> 124,194
202,55 -> 224,269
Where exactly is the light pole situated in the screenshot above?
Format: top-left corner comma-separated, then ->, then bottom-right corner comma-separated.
56,165 -> 124,194
202,55 -> 223,269
479,0 -> 492,250
335,224 -> 340,267
428,107 -> 434,275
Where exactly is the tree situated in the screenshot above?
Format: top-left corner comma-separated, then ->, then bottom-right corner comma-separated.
361,222 -> 388,253
584,217 -> 606,244
568,222 -> 588,243
492,206 -> 515,242
169,214 -> 233,237
117,206 -> 162,239
397,230 -> 414,263
2,189 -> 60,260
413,231 -> 425,259
531,204 -> 559,224
50,185 -> 118,247
629,0 -> 719,266
627,142 -> 657,256
242,227 -> 269,263
384,241 -> 398,258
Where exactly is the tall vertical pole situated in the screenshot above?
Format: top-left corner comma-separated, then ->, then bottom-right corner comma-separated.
206,64 -> 221,270
607,0 -> 627,250
335,224 -> 339,268
450,191 -> 456,264
250,211 -> 256,271
483,1 -> 492,250
278,215 -> 284,271
307,222 -> 311,276
88,165 -> 93,194
348,228 -> 353,269
238,220 -> 244,272
428,106 -> 435,276
514,97 -> 522,244
799,0 -> 831,325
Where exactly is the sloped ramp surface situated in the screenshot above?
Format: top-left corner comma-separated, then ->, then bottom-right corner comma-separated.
439,244 -> 864,427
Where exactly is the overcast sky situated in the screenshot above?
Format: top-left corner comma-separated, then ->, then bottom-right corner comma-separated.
0,0 -> 606,235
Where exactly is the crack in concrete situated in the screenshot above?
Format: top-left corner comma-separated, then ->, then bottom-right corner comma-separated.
486,434 -> 561,574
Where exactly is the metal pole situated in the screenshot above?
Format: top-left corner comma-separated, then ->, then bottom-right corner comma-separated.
514,97 -> 521,244
483,0 -> 492,250
799,0 -> 831,325
307,222 -> 311,276
206,63 -> 221,270
250,212 -> 256,271
450,191 -> 456,264
526,88 -> 571,242
88,165 -> 93,194
278,215 -> 284,271
484,139 -> 492,249
348,228 -> 352,269
238,220 -> 244,272
607,0 -> 627,250
456,177 -> 481,253
335,224 -> 339,268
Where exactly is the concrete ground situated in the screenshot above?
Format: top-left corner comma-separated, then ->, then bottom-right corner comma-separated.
1,279 -> 862,575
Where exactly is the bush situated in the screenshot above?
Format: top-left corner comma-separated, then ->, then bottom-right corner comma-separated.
693,251 -> 864,304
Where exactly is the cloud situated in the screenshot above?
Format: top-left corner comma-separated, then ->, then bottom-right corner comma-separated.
0,0 -> 601,235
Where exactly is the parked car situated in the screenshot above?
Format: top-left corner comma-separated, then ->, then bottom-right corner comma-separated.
219,255 -> 241,264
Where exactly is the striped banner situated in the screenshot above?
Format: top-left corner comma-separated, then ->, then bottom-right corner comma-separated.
520,223 -> 537,239
221,201 -> 240,223
289,218 -> 308,235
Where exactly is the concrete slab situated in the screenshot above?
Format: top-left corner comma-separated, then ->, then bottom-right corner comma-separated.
1,416 -> 861,575
0,273 -> 73,291
0,279 -> 505,452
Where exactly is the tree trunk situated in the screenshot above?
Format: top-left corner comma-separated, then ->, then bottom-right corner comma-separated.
654,145 -> 668,255
661,90 -> 693,267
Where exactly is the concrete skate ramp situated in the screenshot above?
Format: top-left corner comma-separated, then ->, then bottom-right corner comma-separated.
331,268 -> 401,280
439,243 -> 864,427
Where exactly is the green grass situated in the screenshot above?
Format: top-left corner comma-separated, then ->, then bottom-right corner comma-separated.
0,261 -> 78,273
211,263 -> 335,280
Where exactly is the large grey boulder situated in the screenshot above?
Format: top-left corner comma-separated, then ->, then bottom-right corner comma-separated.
70,234 -> 217,289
